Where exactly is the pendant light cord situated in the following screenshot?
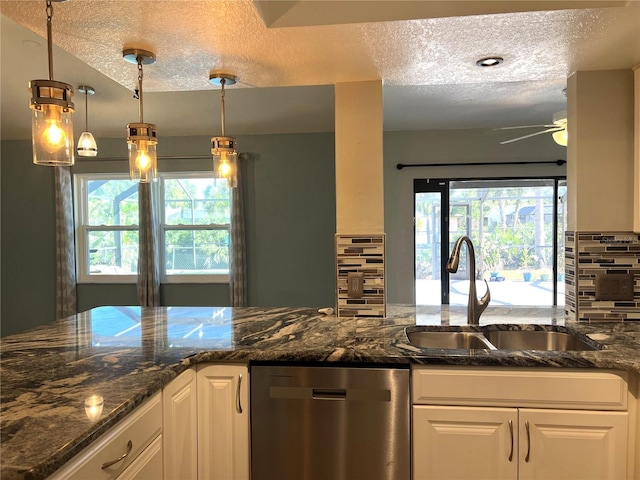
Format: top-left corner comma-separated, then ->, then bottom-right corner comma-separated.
220,78 -> 226,136
137,56 -> 144,123
46,0 -> 54,81
84,89 -> 89,131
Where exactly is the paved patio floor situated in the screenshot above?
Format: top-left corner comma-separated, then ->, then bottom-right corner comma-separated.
416,279 -> 565,306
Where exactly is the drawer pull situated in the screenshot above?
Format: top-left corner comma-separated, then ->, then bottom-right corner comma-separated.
524,420 -> 531,463
101,440 -> 133,469
508,420 -> 514,462
236,374 -> 243,414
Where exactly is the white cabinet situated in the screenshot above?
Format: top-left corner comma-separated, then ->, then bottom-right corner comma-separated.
412,367 -> 630,480
413,405 -> 517,480
162,368 -> 198,480
48,393 -> 162,480
519,408 -> 628,480
197,363 -> 250,480
414,405 -> 628,480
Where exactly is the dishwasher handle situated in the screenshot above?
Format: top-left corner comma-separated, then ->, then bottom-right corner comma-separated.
269,386 -> 391,402
312,388 -> 347,400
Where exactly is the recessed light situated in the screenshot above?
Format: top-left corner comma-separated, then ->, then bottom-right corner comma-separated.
476,56 -> 504,67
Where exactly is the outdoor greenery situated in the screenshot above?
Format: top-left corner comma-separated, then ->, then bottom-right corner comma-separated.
85,176 -> 232,275
163,178 -> 231,273
416,181 -> 564,281
87,179 -> 139,273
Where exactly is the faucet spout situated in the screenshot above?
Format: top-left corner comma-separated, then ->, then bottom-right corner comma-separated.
446,236 -> 490,325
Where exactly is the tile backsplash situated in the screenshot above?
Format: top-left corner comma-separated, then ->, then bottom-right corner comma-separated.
336,234 -> 386,317
565,231 -> 640,321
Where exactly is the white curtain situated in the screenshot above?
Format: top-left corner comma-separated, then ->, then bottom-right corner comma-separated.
138,182 -> 160,306
54,167 -> 77,319
230,159 -> 247,306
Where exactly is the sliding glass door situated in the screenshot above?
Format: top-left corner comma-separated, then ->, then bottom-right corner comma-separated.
414,180 -> 448,304
415,178 -> 566,307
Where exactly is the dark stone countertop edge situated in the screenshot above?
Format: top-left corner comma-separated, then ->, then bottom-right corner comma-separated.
3,307 -> 640,480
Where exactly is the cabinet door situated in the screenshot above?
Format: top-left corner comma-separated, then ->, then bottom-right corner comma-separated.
413,405 -> 518,480
519,409 -> 628,480
197,364 -> 250,480
163,368 -> 198,480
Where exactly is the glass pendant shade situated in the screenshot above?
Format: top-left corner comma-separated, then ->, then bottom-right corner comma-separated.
29,80 -> 75,166
212,136 -> 238,188
77,131 -> 97,156
127,123 -> 158,183
77,85 -> 97,157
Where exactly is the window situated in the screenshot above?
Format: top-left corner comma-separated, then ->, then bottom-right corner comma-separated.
161,174 -> 231,282
414,178 -> 566,307
75,172 -> 231,283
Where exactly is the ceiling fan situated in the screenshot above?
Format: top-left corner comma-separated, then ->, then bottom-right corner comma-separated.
497,110 -> 567,146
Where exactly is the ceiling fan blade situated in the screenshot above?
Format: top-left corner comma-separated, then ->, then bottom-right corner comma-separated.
500,127 -> 564,145
495,124 -> 556,130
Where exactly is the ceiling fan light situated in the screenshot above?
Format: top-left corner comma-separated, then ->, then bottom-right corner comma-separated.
552,129 -> 568,146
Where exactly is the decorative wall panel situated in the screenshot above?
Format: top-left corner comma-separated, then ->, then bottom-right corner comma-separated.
565,231 -> 640,321
336,234 -> 385,317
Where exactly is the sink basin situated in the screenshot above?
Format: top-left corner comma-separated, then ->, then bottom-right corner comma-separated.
406,331 -> 495,350
483,330 -> 600,351
405,326 -> 603,352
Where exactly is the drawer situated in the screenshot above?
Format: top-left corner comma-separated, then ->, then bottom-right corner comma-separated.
412,367 -> 628,410
115,435 -> 163,480
49,393 -> 162,480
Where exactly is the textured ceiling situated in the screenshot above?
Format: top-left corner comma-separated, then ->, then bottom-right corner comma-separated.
1,1 -> 639,140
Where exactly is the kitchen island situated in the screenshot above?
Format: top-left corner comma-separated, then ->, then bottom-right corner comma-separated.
2,304 -> 640,479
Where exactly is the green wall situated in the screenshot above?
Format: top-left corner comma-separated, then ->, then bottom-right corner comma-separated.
1,140 -> 57,335
1,127 -> 566,336
1,132 -> 336,336
383,129 -> 567,304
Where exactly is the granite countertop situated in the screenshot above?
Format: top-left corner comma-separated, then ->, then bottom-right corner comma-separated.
2,304 -> 640,480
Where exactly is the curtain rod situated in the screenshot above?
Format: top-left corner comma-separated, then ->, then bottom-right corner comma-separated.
396,159 -> 566,170
76,153 -> 250,162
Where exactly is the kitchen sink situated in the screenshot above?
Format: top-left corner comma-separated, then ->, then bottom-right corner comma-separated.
483,330 -> 599,351
406,330 -> 495,350
405,326 -> 603,352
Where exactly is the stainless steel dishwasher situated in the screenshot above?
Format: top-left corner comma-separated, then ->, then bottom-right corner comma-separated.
251,364 -> 410,480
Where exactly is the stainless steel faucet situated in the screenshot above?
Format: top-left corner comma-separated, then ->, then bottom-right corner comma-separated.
446,236 -> 491,325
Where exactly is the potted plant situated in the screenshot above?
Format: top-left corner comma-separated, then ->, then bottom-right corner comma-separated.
521,247 -> 533,282
481,240 -> 502,282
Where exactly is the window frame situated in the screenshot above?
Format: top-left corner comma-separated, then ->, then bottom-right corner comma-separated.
74,172 -> 231,284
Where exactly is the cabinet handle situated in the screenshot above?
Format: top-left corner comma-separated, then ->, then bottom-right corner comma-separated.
101,440 -> 133,469
524,420 -> 531,463
236,374 -> 243,414
508,420 -> 514,462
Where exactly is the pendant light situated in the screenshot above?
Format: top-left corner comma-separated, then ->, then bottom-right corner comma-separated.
77,85 -> 97,157
123,49 -> 158,183
29,0 -> 75,166
209,72 -> 238,188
